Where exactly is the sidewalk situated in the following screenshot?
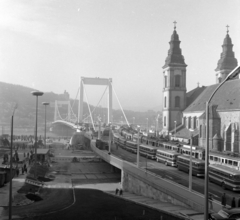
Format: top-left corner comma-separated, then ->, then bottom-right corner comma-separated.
0,172 -> 28,219
106,191 -> 204,220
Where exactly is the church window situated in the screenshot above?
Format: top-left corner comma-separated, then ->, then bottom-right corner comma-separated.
188,117 -> 191,129
175,75 -> 181,87
164,76 -> 167,87
164,116 -> 166,126
164,96 -> 167,108
175,96 -> 180,108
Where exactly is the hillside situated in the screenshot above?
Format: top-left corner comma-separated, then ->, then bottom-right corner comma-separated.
0,82 -> 162,128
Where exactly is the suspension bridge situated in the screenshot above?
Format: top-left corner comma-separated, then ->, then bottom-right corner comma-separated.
51,77 -> 129,135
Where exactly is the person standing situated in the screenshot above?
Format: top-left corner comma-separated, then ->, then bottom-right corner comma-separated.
115,188 -> 119,195
221,193 -> 227,208
231,197 -> 236,208
209,194 -> 213,211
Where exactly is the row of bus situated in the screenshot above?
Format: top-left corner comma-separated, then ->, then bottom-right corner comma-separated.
113,132 -> 240,192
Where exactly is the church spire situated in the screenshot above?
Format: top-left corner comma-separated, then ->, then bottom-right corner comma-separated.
163,22 -> 187,68
215,25 -> 238,83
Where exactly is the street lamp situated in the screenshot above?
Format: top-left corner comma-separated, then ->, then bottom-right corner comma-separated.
174,121 -> 177,138
156,115 -> 159,138
146,118 -> 148,137
189,131 -> 193,191
42,102 -> 49,148
31,91 -> 44,179
204,66 -> 240,220
9,103 -> 17,220
137,126 -> 140,168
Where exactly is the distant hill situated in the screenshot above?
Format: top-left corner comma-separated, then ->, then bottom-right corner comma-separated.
0,82 -> 162,128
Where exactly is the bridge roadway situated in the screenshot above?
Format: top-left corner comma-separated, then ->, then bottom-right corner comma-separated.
84,133 -> 223,215
108,141 -> 238,207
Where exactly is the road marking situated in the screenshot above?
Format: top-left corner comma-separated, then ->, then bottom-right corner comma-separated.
165,175 -> 173,179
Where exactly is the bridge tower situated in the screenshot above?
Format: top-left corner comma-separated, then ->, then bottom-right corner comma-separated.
78,77 -> 112,124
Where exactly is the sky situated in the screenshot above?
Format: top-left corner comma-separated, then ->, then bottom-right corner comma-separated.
0,0 -> 240,112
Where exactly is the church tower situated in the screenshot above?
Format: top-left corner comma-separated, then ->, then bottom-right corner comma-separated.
162,22 -> 187,135
215,26 -> 238,83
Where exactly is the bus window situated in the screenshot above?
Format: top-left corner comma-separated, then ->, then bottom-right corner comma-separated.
225,160 -> 228,164
229,160 -> 233,165
222,159 -> 224,163
233,161 -> 238,166
210,156 -> 213,161
214,157 -> 218,162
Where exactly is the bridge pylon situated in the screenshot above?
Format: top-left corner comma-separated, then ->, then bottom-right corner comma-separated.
78,77 -> 112,124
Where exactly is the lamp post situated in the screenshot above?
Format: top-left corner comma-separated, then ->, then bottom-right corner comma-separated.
189,132 -> 193,191
109,123 -> 112,154
174,121 -> 177,138
31,91 -> 44,179
155,114 -> 159,138
137,126 -> 140,168
9,103 -> 17,220
203,66 -> 240,220
42,102 -> 49,148
146,118 -> 148,137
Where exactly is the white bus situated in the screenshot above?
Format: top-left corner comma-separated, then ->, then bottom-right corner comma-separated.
209,164 -> 240,191
156,149 -> 180,166
139,144 -> 157,160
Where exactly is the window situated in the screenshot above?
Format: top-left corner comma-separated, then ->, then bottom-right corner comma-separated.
200,125 -> 202,137
164,116 -> 166,126
164,96 -> 167,108
175,75 -> 181,87
165,76 -> 167,87
188,117 -> 191,129
175,96 -> 180,108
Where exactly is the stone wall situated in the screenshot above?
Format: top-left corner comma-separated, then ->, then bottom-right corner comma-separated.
122,171 -> 193,210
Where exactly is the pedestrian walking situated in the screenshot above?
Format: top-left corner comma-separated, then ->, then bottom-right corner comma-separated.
221,193 -> 227,208
119,189 -> 123,196
16,168 -> 19,177
209,194 -> 213,211
115,188 -> 119,195
231,197 -> 236,208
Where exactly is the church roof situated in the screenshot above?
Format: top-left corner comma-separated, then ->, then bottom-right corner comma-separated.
163,27 -> 187,68
173,127 -> 199,139
184,79 -> 240,113
186,86 -> 206,107
215,32 -> 238,71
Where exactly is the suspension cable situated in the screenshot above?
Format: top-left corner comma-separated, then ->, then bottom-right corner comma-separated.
82,85 -> 108,121
110,82 -> 129,127
71,87 -> 80,110
82,81 -> 95,131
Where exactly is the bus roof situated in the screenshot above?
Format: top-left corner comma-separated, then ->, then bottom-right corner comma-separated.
157,149 -> 180,154
210,151 -> 240,161
139,144 -> 158,150
210,164 -> 240,175
177,155 -> 205,163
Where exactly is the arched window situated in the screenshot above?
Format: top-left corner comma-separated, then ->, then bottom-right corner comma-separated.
188,117 -> 191,129
164,96 -> 167,108
175,96 -> 180,107
175,75 -> 181,87
165,76 -> 167,87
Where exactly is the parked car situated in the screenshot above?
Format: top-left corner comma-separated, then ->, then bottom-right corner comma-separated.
210,208 -> 240,220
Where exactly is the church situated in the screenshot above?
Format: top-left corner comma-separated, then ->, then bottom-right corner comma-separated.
161,24 -> 240,154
